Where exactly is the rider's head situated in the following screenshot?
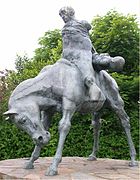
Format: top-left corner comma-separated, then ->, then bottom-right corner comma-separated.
59,6 -> 75,23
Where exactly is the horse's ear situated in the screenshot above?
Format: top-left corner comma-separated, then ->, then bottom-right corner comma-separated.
3,109 -> 18,121
3,109 -> 18,116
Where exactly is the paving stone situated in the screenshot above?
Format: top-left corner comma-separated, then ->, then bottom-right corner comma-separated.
0,157 -> 139,179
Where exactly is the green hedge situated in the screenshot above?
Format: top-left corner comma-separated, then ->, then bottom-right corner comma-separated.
0,107 -> 139,161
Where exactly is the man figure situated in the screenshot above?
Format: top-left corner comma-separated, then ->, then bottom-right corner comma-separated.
59,6 -> 103,101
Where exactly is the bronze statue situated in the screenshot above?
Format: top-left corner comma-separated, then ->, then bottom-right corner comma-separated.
4,6 -> 137,176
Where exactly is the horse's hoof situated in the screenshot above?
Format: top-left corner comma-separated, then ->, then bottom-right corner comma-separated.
45,167 -> 58,176
129,161 -> 138,167
24,162 -> 34,169
87,155 -> 97,161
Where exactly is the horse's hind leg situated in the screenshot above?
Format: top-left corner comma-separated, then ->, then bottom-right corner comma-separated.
110,97 -> 138,166
88,111 -> 102,161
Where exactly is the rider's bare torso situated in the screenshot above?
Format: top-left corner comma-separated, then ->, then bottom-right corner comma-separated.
62,19 -> 93,63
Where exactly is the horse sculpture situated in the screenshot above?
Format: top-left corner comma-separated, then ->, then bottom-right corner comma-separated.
4,57 -> 137,176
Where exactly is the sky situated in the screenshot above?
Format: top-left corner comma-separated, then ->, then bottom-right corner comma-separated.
0,0 -> 139,70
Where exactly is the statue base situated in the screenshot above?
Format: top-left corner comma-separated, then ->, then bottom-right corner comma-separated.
0,157 -> 139,179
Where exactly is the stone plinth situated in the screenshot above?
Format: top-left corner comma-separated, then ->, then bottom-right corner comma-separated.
0,157 -> 139,179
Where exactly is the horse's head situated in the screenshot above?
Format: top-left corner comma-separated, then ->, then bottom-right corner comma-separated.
3,109 -> 51,145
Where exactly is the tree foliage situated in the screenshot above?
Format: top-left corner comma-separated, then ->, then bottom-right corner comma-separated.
34,29 -> 62,65
0,11 -> 139,161
90,11 -> 139,74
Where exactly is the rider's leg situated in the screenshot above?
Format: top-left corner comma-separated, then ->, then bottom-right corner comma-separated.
85,76 -> 104,101
74,59 -> 103,101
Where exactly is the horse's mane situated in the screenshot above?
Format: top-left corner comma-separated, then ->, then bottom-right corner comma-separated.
10,65 -> 54,101
9,60 -> 76,102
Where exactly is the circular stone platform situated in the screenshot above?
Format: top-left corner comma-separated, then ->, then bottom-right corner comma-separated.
0,157 -> 139,179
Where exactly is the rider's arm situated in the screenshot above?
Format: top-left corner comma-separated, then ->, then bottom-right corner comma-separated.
92,46 -> 97,54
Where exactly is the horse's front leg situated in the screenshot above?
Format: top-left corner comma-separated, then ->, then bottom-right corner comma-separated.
24,144 -> 43,169
46,98 -> 76,176
24,111 -> 53,169
88,112 -> 102,161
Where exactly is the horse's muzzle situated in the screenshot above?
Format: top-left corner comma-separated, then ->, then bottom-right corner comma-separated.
32,131 -> 51,145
